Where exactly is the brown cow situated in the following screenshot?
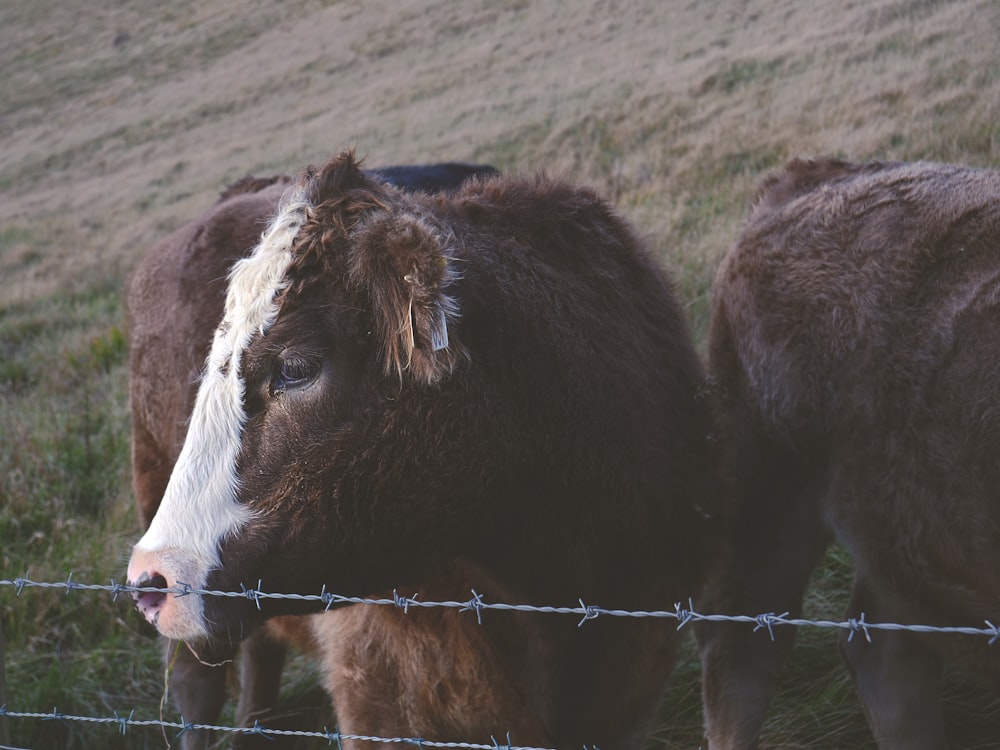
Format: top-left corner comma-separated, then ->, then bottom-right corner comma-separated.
127,150 -> 720,749
697,158 -> 1000,749
127,162 -> 499,748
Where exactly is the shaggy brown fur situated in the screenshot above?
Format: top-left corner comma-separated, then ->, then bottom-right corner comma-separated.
153,151 -> 720,749
127,162 -> 498,749
697,158 -> 1000,749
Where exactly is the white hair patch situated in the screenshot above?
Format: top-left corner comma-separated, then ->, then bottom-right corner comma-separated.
134,185 -> 313,585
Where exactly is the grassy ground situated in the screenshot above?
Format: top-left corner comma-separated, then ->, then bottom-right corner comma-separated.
2,0 -> 1000,747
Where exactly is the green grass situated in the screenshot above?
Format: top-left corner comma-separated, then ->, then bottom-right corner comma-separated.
0,285 -> 150,748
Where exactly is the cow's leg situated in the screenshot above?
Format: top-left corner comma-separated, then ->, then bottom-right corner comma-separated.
165,627 -> 295,750
164,637 -> 232,750
696,468 -> 829,750
232,627 -> 288,749
839,574 -> 946,750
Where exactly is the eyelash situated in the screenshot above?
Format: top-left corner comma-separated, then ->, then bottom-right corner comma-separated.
269,354 -> 321,396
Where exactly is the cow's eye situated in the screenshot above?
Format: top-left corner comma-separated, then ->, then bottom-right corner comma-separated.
270,354 -> 321,396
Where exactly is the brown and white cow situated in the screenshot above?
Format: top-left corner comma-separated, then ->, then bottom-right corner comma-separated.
127,150 -> 720,749
697,158 -> 1000,749
127,161 -> 499,748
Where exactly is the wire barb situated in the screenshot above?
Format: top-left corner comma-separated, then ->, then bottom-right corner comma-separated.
577,599 -> 601,627
320,585 -> 338,611
325,726 -> 345,749
393,589 -> 419,613
113,709 -> 133,735
240,580 -> 264,610
846,613 -> 873,643
247,719 -> 275,740
177,716 -> 195,737
109,580 -> 126,602
752,612 -> 789,641
674,599 -> 696,630
63,572 -> 79,594
461,589 -> 486,625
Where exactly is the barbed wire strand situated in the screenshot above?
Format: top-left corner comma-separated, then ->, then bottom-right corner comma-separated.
0,705 -> 563,750
2,575 -> 999,642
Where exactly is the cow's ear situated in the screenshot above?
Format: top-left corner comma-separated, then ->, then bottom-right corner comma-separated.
349,209 -> 465,384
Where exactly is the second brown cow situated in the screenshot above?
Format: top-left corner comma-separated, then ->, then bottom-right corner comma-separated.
698,158 -> 1000,749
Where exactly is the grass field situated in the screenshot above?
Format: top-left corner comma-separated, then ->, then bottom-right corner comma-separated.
2,0 -> 1000,747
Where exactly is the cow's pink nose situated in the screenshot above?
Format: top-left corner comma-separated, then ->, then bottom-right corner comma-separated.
131,572 -> 169,624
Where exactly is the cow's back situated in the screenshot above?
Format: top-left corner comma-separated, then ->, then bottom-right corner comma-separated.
714,159 -> 1000,440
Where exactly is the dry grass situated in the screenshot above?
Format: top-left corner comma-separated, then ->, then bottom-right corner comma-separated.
4,0 -> 998,332
2,0 -> 1000,747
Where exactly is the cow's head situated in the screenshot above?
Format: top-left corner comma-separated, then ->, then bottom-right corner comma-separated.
127,152 -> 471,642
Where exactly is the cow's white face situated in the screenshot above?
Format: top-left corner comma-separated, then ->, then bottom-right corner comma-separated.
127,157 -> 466,643
127,187 -> 312,642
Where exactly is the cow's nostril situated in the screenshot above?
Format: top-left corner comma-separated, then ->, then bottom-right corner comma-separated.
132,572 -> 169,621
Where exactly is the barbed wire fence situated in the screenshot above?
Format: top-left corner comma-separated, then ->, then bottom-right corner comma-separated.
0,610 -> 9,748
3,574 -> 1000,748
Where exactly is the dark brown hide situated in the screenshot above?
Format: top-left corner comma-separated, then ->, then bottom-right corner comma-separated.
697,158 -> 1000,749
127,163 -> 497,749
192,152 -> 720,748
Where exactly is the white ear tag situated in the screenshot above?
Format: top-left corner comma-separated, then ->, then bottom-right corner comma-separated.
430,308 -> 449,351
